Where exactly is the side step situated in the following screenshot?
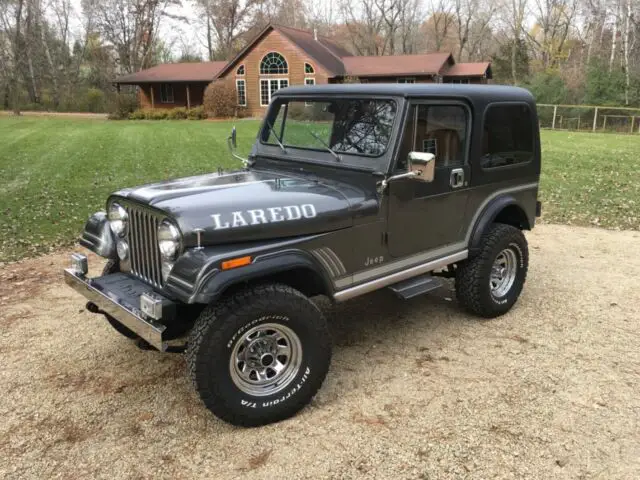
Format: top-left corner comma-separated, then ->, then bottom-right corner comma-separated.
388,274 -> 444,300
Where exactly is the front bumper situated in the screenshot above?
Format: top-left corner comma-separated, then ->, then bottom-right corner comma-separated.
64,262 -> 170,351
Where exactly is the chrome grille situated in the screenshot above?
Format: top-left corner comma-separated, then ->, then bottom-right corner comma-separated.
125,204 -> 163,287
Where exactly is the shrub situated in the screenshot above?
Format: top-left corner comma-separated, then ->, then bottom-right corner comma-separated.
167,107 -> 188,119
203,80 -> 237,118
236,106 -> 250,118
108,93 -> 138,119
341,76 -> 360,84
187,105 -> 207,119
128,109 -> 147,120
148,109 -> 169,120
86,88 -> 106,113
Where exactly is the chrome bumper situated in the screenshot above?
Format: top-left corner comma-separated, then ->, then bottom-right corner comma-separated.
64,267 -> 168,351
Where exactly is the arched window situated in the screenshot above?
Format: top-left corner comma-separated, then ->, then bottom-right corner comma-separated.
236,64 -> 245,75
260,52 -> 288,74
305,62 -> 315,74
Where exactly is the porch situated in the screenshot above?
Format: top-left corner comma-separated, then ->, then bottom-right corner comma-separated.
134,82 -> 208,110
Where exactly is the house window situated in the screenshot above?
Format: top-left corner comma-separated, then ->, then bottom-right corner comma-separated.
304,78 -> 315,105
452,78 -> 470,84
160,83 -> 174,103
305,63 -> 315,74
423,139 -> 437,156
260,78 -> 289,106
397,77 -> 415,84
237,64 -> 245,75
236,79 -> 246,106
260,52 -> 288,74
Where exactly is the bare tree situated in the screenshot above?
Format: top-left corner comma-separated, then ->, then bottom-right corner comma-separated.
339,0 -> 387,55
396,0 -> 423,54
83,0 -> 183,73
193,0 -> 265,60
423,0 -> 457,52
453,0 -> 496,61
526,0 -> 578,68
609,0 -> 620,71
0,0 -> 26,113
505,0 -> 528,83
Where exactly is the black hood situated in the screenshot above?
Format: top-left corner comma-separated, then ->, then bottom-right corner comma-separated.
110,168 -> 379,247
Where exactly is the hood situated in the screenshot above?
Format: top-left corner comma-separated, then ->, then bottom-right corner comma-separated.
111,168 -> 378,246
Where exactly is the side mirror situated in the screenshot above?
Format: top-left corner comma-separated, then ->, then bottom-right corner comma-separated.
230,126 -> 237,149
227,126 -> 249,166
408,151 -> 435,183
379,152 -> 435,191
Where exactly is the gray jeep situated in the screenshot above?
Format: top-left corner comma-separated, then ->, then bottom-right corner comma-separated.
65,84 -> 541,426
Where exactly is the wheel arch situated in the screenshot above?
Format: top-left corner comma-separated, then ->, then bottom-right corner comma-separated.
191,251 -> 334,304
469,196 -> 531,255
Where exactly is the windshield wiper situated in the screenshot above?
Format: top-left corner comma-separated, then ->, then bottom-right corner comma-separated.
265,120 -> 287,154
306,128 -> 341,162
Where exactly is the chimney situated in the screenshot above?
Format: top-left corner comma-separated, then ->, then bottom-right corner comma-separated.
313,28 -> 318,41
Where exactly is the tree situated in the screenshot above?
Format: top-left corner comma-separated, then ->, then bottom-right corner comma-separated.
82,0 -> 183,73
193,0 -> 265,60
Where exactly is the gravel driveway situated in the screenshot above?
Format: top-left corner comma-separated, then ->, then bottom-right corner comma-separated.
1,224 -> 639,479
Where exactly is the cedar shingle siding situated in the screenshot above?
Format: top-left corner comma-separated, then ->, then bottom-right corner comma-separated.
114,24 -> 492,117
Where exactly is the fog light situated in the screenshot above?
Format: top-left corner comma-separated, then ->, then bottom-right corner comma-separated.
140,293 -> 163,320
116,240 -> 129,261
71,253 -> 88,275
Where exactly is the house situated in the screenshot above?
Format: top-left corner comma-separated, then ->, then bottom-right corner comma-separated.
114,24 -> 492,117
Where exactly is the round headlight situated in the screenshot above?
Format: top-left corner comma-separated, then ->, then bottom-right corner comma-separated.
116,240 -> 129,261
158,220 -> 181,261
108,203 -> 128,237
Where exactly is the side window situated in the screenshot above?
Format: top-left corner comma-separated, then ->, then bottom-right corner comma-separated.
482,104 -> 534,169
415,105 -> 467,168
396,104 -> 468,171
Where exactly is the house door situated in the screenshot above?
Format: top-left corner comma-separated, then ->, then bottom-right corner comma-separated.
386,102 -> 471,258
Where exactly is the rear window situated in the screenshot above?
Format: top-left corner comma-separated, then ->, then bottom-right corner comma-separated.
481,104 -> 534,169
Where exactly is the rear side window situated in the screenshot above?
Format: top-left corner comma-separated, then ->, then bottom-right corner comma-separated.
482,104 -> 534,169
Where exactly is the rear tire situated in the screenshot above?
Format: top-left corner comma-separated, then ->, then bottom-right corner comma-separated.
186,283 -> 332,427
456,223 -> 528,318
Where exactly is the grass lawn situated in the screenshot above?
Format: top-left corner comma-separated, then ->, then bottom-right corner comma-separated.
1,116 -> 638,261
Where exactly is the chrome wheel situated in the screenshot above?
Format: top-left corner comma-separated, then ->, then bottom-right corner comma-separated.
490,248 -> 518,297
229,322 -> 302,397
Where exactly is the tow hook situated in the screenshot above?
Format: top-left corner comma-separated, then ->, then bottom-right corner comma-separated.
86,301 -> 104,315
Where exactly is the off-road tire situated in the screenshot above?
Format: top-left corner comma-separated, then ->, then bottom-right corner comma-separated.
455,223 -> 528,318
101,260 -> 138,339
186,283 -> 332,427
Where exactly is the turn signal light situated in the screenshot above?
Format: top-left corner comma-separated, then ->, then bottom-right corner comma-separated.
222,256 -> 252,270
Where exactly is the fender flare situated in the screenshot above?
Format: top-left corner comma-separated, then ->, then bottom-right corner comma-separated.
79,211 -> 117,259
190,250 -> 335,304
468,195 -> 528,254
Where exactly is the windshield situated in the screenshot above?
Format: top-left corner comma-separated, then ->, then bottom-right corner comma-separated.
261,99 -> 398,165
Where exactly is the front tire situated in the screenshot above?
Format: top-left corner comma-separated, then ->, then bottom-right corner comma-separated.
456,223 -> 528,318
186,284 -> 332,427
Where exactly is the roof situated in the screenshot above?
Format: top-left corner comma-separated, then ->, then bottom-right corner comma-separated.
443,62 -> 492,78
114,61 -> 227,84
342,53 -> 454,77
276,25 -> 349,75
274,83 -> 534,103
113,25 -> 492,85
216,24 -> 350,78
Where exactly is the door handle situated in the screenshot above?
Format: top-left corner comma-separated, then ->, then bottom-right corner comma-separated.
450,168 -> 464,188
